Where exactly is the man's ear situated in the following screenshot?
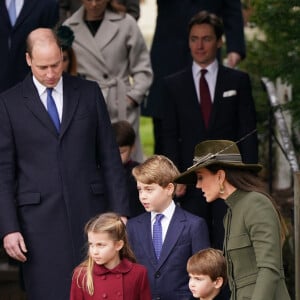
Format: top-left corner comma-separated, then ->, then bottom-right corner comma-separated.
25,53 -> 31,67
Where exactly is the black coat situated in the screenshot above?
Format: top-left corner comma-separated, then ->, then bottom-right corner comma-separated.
0,74 -> 129,300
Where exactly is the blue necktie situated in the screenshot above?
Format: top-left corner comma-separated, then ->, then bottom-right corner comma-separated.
46,88 -> 60,132
8,0 -> 17,26
153,214 -> 164,259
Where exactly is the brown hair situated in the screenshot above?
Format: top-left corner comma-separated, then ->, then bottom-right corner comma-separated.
188,11 -> 224,40
132,155 -> 180,188
187,248 -> 227,285
74,212 -> 136,295
112,120 -> 136,147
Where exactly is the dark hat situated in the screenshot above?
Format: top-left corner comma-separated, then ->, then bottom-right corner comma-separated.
174,140 -> 262,184
56,25 -> 74,50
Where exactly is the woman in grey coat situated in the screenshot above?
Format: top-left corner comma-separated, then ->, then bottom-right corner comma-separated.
64,0 -> 153,162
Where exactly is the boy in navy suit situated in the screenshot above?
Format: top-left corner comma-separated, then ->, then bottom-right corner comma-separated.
126,155 -> 210,300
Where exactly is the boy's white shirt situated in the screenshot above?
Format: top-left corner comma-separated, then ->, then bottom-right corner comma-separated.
151,200 -> 176,242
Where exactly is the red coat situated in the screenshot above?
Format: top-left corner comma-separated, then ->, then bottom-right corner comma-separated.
70,258 -> 151,300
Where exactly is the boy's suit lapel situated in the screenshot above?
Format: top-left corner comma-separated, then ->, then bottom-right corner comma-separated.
138,213 -> 159,267
157,207 -> 185,268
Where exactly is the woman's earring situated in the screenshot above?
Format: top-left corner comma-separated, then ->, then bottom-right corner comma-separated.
219,184 -> 225,194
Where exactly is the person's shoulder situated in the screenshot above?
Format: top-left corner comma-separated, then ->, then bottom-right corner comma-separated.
165,67 -> 191,83
127,211 -> 149,224
219,65 -> 250,79
63,73 -> 98,88
73,264 -> 87,280
175,206 -> 207,223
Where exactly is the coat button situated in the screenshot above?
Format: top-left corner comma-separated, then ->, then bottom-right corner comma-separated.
102,293 -> 107,298
117,291 -> 122,296
155,272 -> 161,278
101,275 -> 106,280
103,74 -> 108,79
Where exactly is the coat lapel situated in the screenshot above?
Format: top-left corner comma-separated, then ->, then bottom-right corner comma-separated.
59,74 -> 79,139
209,65 -> 227,128
22,74 -> 59,137
157,207 -> 185,268
138,214 -> 159,267
13,0 -> 36,30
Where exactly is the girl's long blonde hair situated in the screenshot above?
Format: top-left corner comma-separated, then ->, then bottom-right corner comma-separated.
73,212 -> 136,296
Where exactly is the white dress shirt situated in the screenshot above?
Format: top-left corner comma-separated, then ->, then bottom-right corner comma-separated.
33,76 -> 63,122
151,200 -> 176,243
192,59 -> 219,104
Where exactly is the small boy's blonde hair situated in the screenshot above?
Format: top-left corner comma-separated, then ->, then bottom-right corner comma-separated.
187,248 -> 227,286
132,155 -> 180,188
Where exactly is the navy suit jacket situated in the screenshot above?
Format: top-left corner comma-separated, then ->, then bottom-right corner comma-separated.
0,73 -> 129,300
0,0 -> 58,92
126,206 -> 210,300
161,64 -> 258,172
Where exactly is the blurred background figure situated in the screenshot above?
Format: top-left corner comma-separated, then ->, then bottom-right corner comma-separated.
56,25 -> 78,75
59,0 -> 140,22
112,120 -> 145,218
143,0 -> 246,154
0,0 -> 59,93
64,0 -> 152,162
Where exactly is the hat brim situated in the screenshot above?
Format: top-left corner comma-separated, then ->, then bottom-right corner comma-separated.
174,160 -> 262,184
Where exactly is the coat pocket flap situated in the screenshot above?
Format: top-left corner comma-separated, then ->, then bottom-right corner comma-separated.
227,233 -> 251,250
17,193 -> 41,206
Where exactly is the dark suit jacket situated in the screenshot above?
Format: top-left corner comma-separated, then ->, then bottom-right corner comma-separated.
144,0 -> 245,117
0,0 -> 58,92
0,73 -> 129,300
161,64 -> 258,172
126,206 -> 210,300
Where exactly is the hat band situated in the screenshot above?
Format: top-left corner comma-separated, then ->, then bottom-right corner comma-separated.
193,153 -> 242,165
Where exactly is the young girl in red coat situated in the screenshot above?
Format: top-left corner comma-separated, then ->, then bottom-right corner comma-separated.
70,212 -> 151,300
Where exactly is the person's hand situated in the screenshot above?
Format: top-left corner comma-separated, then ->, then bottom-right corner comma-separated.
3,232 -> 27,262
226,52 -> 241,68
175,184 -> 187,197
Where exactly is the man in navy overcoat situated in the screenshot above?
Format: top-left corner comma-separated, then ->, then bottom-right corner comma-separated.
0,28 -> 129,300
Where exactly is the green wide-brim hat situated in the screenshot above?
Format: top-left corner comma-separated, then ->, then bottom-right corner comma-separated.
174,140 -> 262,184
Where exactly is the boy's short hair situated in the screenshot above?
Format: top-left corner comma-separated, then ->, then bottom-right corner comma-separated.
132,155 -> 180,188
187,248 -> 227,285
112,120 -> 136,147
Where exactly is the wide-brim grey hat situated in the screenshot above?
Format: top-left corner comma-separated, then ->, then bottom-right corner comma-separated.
174,140 -> 262,184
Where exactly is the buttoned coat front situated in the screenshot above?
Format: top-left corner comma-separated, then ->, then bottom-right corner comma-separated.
70,259 -> 151,300
64,8 -> 152,161
224,190 -> 290,300
0,73 -> 129,300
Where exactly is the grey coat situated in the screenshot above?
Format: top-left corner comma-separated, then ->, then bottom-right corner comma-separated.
64,8 -> 152,161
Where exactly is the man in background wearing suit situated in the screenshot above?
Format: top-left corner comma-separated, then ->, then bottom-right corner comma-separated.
161,9 -> 258,259
144,0 -> 246,155
0,0 -> 59,93
0,28 -> 129,300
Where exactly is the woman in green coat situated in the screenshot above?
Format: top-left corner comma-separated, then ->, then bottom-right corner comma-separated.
175,139 -> 290,300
